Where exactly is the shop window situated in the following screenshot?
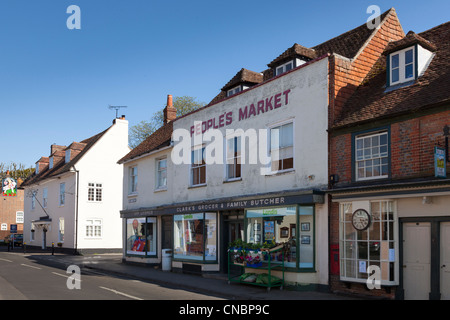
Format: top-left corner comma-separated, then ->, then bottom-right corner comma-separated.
126,217 -> 157,256
270,122 -> 294,173
246,205 -> 314,269
173,213 -> 217,261
226,136 -> 242,180
191,147 -> 206,186
339,201 -> 397,285
355,130 -> 389,181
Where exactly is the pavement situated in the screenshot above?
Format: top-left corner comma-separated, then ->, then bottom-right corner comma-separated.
5,247 -> 360,300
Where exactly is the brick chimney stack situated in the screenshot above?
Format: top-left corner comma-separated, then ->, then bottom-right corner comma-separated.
163,94 -> 177,123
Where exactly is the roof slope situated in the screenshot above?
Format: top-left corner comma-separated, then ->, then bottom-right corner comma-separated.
332,21 -> 450,129
118,121 -> 173,164
21,127 -> 110,187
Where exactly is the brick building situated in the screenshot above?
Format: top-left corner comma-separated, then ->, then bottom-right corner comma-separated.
0,178 -> 24,241
328,21 -> 450,299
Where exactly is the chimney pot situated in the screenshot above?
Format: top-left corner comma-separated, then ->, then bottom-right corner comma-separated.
167,95 -> 173,108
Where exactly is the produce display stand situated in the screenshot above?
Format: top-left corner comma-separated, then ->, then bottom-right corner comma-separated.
227,245 -> 285,292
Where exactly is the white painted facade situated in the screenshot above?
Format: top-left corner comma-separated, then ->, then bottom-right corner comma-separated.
121,57 -> 330,286
24,118 -> 129,252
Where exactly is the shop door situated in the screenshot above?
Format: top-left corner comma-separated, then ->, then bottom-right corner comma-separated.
403,222 -> 431,300
440,222 -> 450,300
222,219 -> 243,273
161,215 -> 173,250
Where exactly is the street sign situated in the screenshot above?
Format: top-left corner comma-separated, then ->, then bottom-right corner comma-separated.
10,224 -> 17,234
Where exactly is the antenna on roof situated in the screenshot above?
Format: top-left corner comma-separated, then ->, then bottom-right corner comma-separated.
108,105 -> 128,118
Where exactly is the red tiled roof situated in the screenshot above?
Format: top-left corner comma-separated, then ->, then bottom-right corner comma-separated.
21,128 -> 110,187
118,121 -> 173,164
332,21 -> 450,129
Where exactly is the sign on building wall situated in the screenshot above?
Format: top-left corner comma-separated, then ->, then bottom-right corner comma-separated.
435,146 -> 447,178
2,177 -> 17,196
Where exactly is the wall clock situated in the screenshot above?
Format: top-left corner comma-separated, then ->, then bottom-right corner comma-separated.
352,209 -> 371,231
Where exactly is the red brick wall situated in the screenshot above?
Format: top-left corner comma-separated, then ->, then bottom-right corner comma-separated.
329,10 -> 405,127
0,189 -> 24,240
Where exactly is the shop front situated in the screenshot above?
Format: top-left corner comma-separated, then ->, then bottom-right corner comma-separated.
120,189 -> 328,288
331,182 -> 450,300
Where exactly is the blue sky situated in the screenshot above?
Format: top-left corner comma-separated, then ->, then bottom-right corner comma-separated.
0,0 -> 448,168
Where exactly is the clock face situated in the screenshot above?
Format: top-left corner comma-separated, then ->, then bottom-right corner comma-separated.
352,209 -> 371,231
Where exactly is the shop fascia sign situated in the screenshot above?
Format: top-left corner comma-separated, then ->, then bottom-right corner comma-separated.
189,89 -> 292,136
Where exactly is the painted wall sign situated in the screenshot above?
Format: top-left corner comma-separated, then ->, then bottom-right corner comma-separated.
435,146 -> 446,178
190,89 -> 291,136
2,177 -> 17,196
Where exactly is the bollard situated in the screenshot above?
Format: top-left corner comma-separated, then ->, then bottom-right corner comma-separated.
23,242 -> 26,254
52,242 -> 54,255
7,241 -> 10,252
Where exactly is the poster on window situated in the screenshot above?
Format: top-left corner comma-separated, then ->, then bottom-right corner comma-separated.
2,177 -> 17,196
127,218 -> 146,255
264,221 -> 275,242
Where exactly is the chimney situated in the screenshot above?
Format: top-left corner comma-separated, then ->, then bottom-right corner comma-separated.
163,94 -> 177,123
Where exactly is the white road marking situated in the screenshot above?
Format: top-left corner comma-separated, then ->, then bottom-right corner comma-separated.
0,258 -> 13,263
51,272 -> 82,282
21,264 -> 42,270
99,286 -> 143,300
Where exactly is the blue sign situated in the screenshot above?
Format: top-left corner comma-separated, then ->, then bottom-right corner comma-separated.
10,224 -> 17,234
435,146 -> 447,178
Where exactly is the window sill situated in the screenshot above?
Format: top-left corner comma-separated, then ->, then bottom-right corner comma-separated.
265,168 -> 295,177
154,187 -> 167,193
223,178 -> 242,184
188,184 -> 207,189
128,192 -> 138,198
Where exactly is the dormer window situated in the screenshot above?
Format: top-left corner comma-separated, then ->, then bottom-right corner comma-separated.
49,157 -> 54,169
275,60 -> 294,76
389,47 -> 415,86
65,149 -> 71,163
35,163 -> 39,174
227,86 -> 241,97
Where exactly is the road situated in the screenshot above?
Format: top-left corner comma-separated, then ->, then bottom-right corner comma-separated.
0,251 -> 226,300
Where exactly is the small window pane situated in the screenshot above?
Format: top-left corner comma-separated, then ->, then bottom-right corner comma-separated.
391,54 -> 399,68
392,68 -> 399,83
405,49 -> 413,64
405,64 -> 413,79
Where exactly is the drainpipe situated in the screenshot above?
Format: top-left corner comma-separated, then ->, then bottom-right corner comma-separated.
72,165 -> 80,255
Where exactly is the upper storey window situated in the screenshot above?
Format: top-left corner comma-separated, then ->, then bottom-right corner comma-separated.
275,60 -> 294,76
227,86 -> 241,97
389,47 -> 415,86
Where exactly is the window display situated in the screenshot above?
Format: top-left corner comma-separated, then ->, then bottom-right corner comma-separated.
174,213 -> 217,261
126,217 -> 157,256
339,201 -> 397,284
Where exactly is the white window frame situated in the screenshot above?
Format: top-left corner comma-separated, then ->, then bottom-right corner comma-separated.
275,60 -> 294,76
355,131 -> 389,181
225,135 -> 242,181
190,146 -> 206,187
1,223 -> 7,231
268,120 -> 294,174
58,218 -> 64,242
88,182 -> 103,202
85,219 -> 102,238
49,157 -> 54,169
129,166 -> 138,194
227,85 -> 241,97
156,158 -> 168,190
43,188 -> 48,208
390,46 -> 415,86
339,201 -> 398,286
59,183 -> 65,206
31,194 -> 36,210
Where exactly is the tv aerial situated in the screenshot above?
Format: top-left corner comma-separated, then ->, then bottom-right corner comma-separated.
108,105 -> 128,118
